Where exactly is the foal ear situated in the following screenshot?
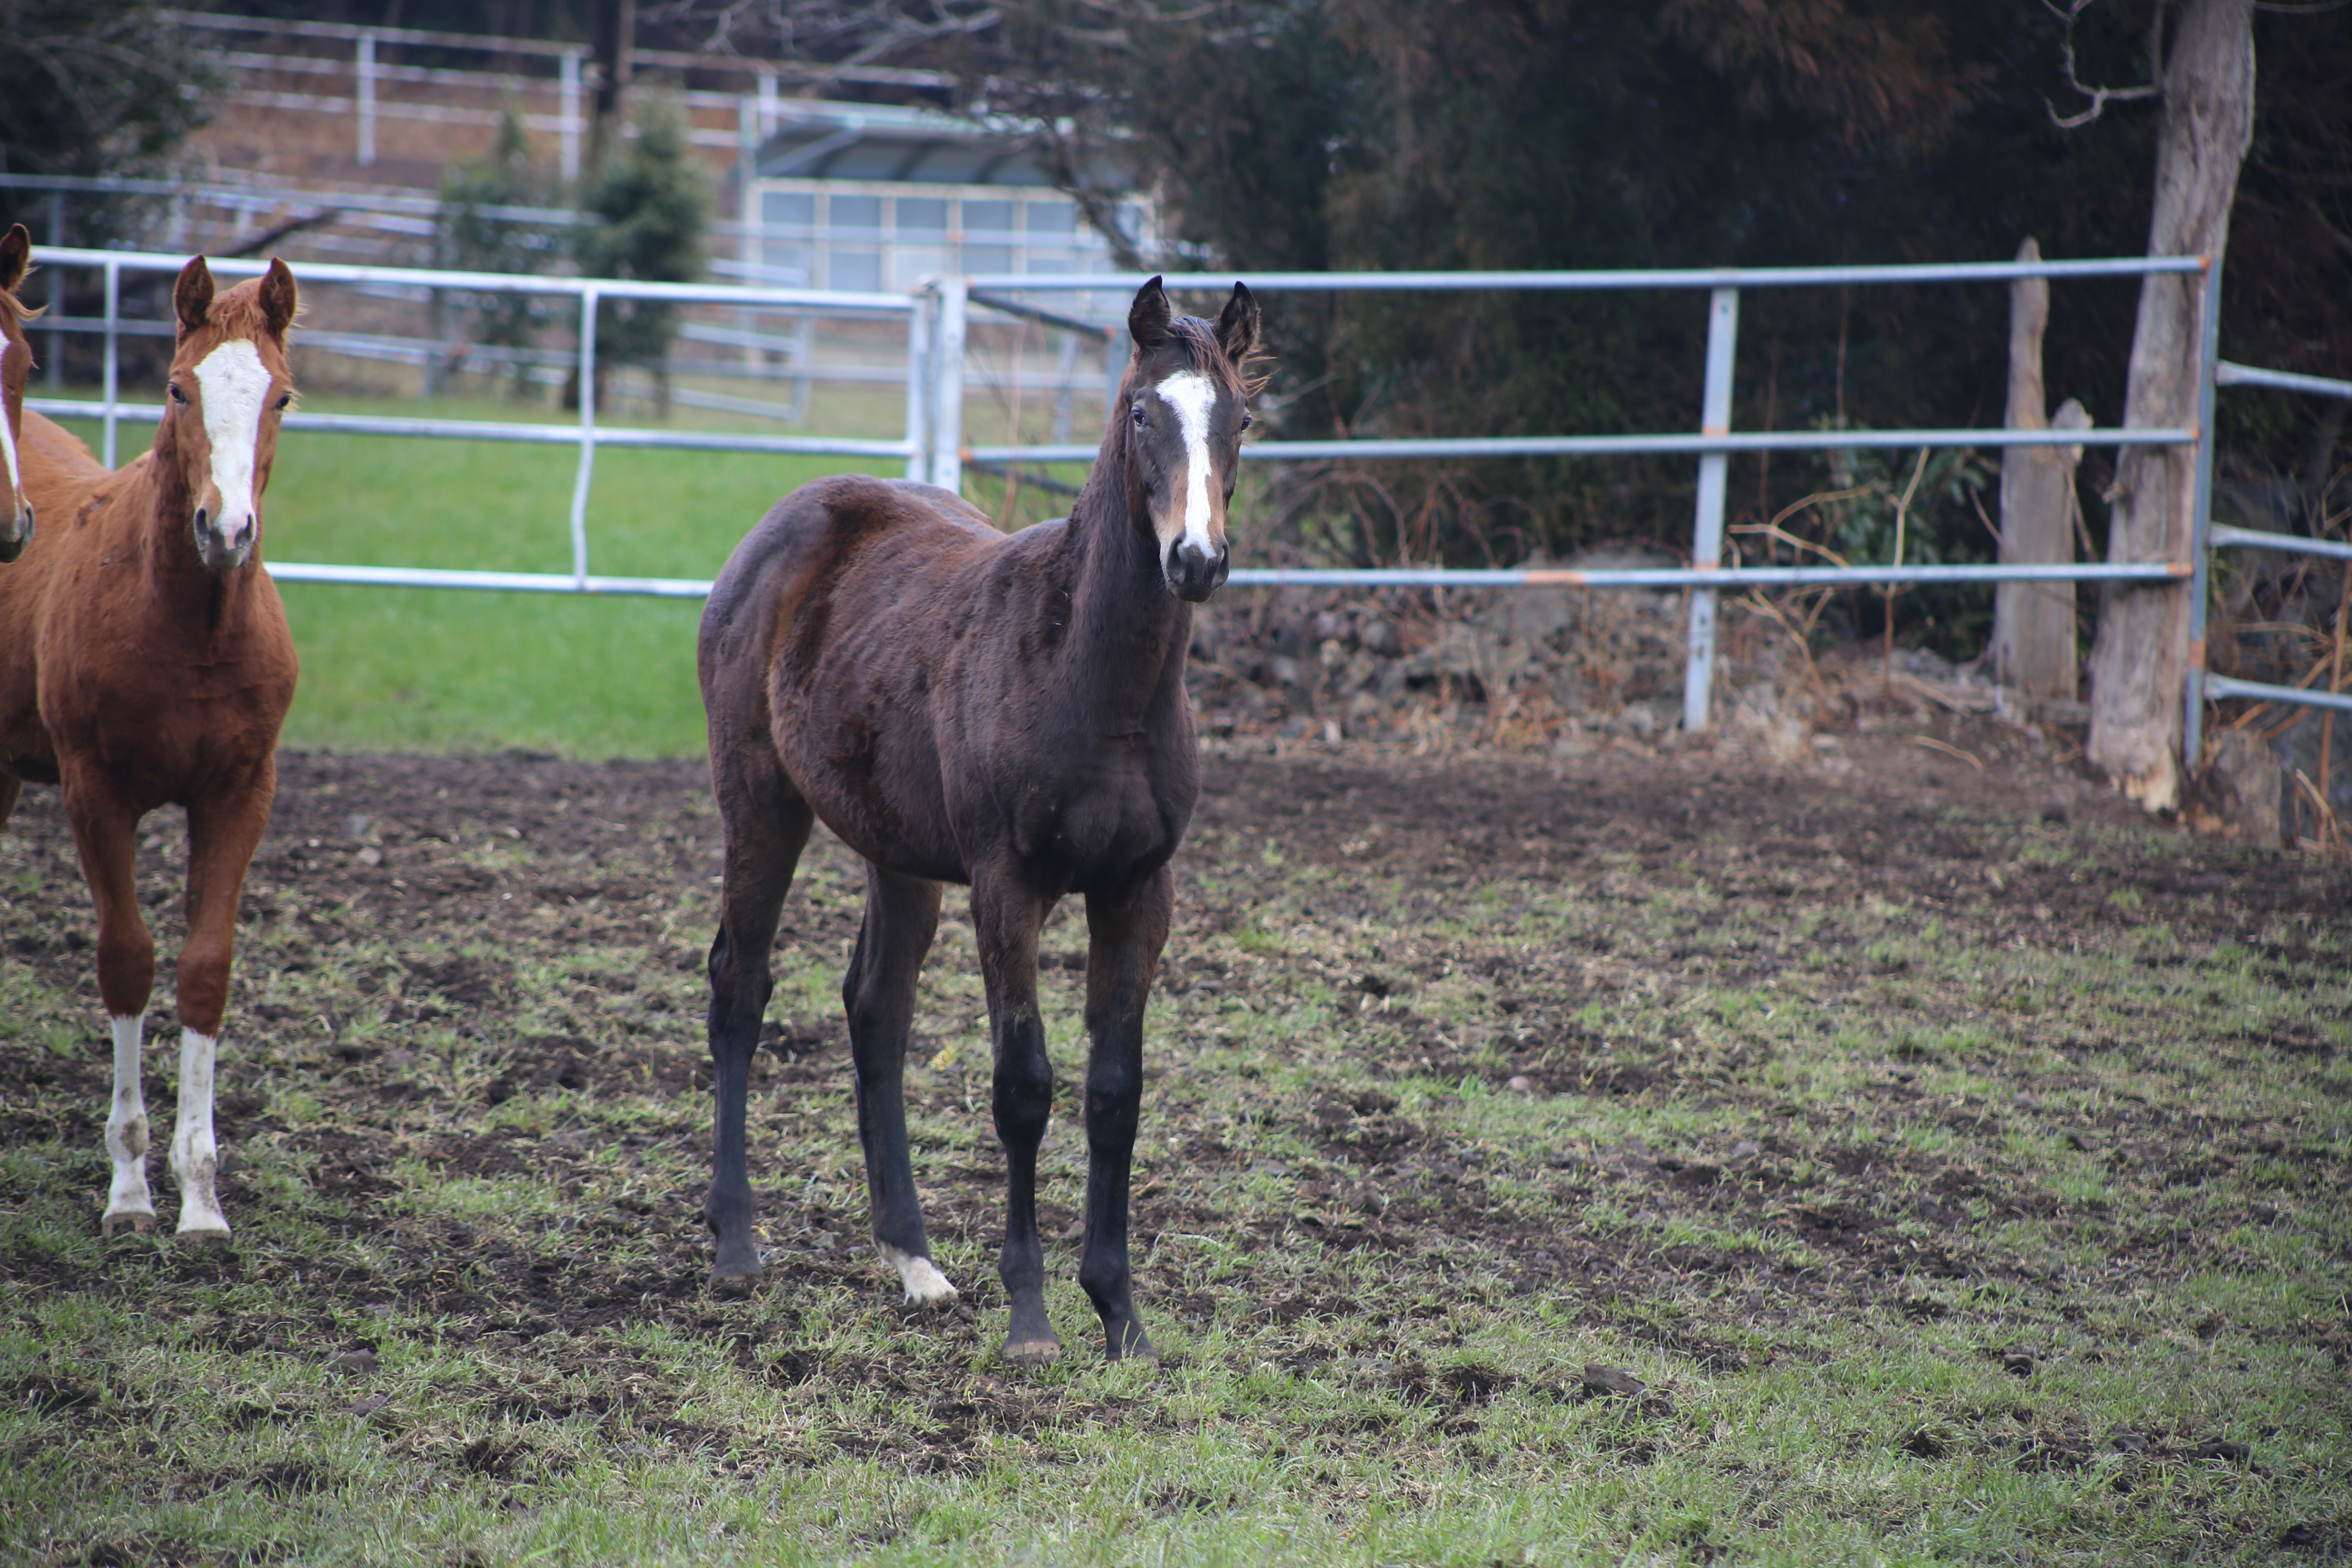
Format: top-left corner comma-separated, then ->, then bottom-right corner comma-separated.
0,225 -> 28,294
1128,276 -> 1172,351
174,256 -> 216,335
1215,281 -> 1259,365
260,257 -> 299,339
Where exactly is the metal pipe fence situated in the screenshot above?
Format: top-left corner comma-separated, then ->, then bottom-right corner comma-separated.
955,255 -> 2212,731
26,245 -> 923,592
2195,359 -> 2352,744
35,241 -> 2331,764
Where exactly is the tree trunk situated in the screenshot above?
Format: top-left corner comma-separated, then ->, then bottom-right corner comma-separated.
2085,0 -> 2255,811
590,0 -> 636,176
1994,238 -> 2089,709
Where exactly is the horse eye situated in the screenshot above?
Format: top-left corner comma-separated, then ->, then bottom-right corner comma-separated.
1240,411 -> 1254,430
274,393 -> 291,411
1130,402 -> 1147,429
168,383 -> 187,405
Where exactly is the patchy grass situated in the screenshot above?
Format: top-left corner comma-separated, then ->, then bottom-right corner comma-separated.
0,744 -> 2347,1566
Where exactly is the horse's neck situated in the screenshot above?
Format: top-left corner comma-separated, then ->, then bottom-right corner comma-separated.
1059,470 -> 1190,721
119,445 -> 267,631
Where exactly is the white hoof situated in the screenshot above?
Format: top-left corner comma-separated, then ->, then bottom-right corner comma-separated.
879,1241 -> 959,1305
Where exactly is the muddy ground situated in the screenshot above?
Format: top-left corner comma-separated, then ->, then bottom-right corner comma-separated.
3,716 -> 2349,1562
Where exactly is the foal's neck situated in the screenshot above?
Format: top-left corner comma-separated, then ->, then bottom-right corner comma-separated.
1060,460 -> 1190,725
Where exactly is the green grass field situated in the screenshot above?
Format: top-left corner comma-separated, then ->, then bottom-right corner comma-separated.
47,393 -> 1086,758
0,750 -> 2345,1566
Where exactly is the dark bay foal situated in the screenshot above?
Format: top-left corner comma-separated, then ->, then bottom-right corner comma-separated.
698,278 -> 1259,1362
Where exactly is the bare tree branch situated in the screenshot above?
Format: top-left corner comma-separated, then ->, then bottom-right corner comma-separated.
2043,0 -> 2163,129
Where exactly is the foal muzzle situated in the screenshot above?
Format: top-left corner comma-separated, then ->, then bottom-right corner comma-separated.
192,506 -> 256,571
1164,539 -> 1229,603
0,501 -> 31,564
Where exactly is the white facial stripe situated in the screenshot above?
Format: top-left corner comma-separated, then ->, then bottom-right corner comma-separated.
192,339 -> 272,539
0,342 -> 20,497
1154,369 -> 1220,556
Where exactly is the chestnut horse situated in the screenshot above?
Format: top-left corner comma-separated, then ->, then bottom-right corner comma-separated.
699,278 -> 1258,1362
0,256 -> 300,1240
1,224 -> 36,559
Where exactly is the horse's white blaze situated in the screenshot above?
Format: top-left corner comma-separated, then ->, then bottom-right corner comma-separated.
104,1014 -> 156,1228
192,339 -> 271,543
0,405 -> 21,503
171,1027 -> 229,1237
1153,369 -> 1220,558
878,1240 -> 958,1305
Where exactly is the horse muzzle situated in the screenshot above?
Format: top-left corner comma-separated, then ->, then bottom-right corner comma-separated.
192,506 -> 256,571
1164,539 -> 1229,603
0,501 -> 31,564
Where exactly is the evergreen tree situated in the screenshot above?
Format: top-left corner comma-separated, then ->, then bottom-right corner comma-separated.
572,99 -> 710,405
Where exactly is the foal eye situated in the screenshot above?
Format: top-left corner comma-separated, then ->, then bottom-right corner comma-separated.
168,384 -> 187,405
1239,411 -> 1254,430
274,393 -> 291,411
1130,402 -> 1147,429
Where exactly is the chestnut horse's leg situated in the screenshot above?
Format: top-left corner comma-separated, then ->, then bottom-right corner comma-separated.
1078,864 -> 1173,1363
844,864 -> 956,1304
60,771 -> 160,1238
704,767 -> 815,1296
972,869 -> 1059,1363
173,769 -> 274,1239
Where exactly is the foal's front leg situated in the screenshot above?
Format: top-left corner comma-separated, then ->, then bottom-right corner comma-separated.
1078,866 -> 1172,1362
972,871 -> 1058,1363
61,773 -> 160,1238
174,773 -> 275,1240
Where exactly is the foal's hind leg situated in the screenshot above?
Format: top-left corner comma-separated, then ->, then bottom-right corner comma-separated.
844,866 -> 955,1304
704,771 -> 815,1296
1077,865 -> 1173,1362
60,772 -> 159,1237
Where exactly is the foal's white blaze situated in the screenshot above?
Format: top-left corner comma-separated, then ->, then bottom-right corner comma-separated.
1153,369 -> 1220,559
878,1240 -> 958,1305
103,1014 -> 156,1233
172,1027 -> 229,1238
192,338 -> 272,547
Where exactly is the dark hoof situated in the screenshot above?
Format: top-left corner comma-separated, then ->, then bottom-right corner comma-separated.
709,1265 -> 763,1300
1004,1335 -> 1064,1367
1106,1328 -> 1158,1366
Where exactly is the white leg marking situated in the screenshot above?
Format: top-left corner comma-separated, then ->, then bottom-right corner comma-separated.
192,339 -> 272,551
1153,369 -> 1221,559
878,1240 -> 958,1305
102,1015 -> 156,1234
171,1027 -> 230,1238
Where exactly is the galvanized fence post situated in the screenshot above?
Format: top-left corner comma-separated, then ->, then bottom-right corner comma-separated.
931,276 -> 968,493
2182,254 -> 2224,771
903,286 -> 937,482
568,288 -> 599,587
356,32 -> 378,169
101,258 -> 120,469
559,53 -> 582,186
1682,286 -> 1740,732
43,191 -> 63,388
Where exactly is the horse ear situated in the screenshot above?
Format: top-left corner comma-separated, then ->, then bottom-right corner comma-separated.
0,225 -> 28,294
174,256 -> 216,335
260,257 -> 298,338
1216,281 -> 1259,365
1128,276 -> 1171,351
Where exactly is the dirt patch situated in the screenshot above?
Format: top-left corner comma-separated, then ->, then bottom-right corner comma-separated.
1,723 -> 2345,1488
